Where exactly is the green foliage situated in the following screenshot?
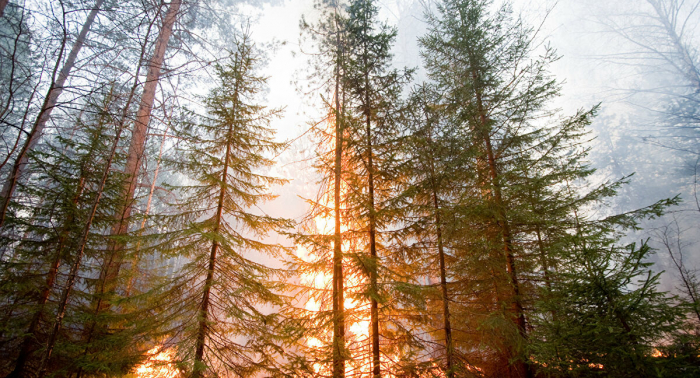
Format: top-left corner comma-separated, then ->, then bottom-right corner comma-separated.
0,83 -> 150,377
413,0 -> 693,376
161,32 -> 291,377
531,239 -> 685,377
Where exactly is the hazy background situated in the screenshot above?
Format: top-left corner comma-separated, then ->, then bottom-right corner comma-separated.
227,0 -> 700,291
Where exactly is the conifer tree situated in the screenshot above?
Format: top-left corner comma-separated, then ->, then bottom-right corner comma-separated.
285,1 -> 352,375
395,84 -> 469,377
288,0 -> 416,375
418,1 -> 692,377
419,1 -> 559,375
101,0 -> 183,320
0,84 -> 130,378
162,33 -> 290,378
341,0 -> 413,374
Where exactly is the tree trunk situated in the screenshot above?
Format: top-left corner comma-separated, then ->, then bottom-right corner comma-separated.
422,113 -> 455,377
472,68 -> 531,378
365,77 -> 380,378
100,0 -> 181,313
125,121 -> 170,298
0,0 -> 9,17
193,56 -> 239,378
430,181 -> 453,377
535,224 -> 552,291
358,7 -> 381,376
0,0 -> 104,227
332,10 -> 346,378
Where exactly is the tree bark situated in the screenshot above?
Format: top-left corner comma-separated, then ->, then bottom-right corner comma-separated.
0,0 -> 104,227
125,121 -> 170,298
429,175 -> 454,377
472,68 -> 531,378
332,9 -> 346,378
0,0 -> 9,18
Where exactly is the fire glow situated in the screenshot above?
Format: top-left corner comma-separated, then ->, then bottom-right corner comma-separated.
293,107 -> 378,375
297,191 -> 374,375
133,347 -> 179,378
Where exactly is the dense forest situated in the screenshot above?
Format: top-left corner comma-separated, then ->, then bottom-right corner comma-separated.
1,0 -> 700,377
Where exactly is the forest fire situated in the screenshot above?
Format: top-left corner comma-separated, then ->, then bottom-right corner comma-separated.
3,0 -> 700,377
294,106 -> 385,374
133,347 -> 180,378
296,193 -> 375,374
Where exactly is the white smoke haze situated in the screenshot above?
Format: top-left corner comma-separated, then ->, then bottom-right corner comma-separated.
236,0 -> 700,292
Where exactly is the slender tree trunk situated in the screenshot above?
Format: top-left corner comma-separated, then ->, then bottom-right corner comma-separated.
0,0 -> 104,227
357,8 -> 381,376
472,69 -> 531,378
422,114 -> 455,377
101,0 -> 181,307
430,181 -> 453,377
535,224 -> 551,291
193,57 -> 238,378
125,121 -> 170,298
484,121 -> 530,378
332,10 -> 346,378
364,78 -> 380,378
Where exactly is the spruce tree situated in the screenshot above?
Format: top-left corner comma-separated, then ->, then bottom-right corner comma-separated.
419,1 -> 560,375
285,1 -> 352,375
418,1 -> 690,377
395,83 -> 470,377
0,84 -> 132,378
528,177 -> 689,376
162,33 -> 290,378
288,0 -> 416,375
341,0 -> 413,375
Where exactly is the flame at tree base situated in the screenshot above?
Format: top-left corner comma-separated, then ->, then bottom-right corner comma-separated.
130,347 -> 180,378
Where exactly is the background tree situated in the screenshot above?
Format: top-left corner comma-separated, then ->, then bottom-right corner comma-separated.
0,0 -> 105,228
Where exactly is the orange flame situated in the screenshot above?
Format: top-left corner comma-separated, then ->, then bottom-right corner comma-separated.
296,101 -> 384,375
133,347 -> 180,378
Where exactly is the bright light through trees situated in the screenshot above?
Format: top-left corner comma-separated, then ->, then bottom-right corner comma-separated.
0,0 -> 699,377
